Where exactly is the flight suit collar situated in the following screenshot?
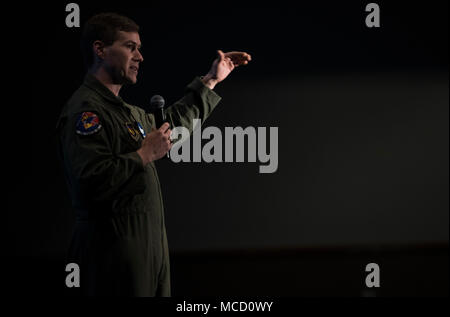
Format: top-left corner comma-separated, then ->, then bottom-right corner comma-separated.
83,73 -> 128,109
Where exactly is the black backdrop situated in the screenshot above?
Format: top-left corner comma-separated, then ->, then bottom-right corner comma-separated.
4,0 -> 448,297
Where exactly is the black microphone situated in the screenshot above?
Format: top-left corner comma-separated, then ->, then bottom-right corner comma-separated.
150,95 -> 170,158
150,95 -> 166,128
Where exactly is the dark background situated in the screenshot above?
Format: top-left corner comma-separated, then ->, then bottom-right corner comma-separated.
4,0 -> 448,297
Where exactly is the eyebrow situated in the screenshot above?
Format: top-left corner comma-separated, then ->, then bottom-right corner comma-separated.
124,40 -> 142,49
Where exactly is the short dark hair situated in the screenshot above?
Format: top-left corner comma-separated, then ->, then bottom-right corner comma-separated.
81,12 -> 139,68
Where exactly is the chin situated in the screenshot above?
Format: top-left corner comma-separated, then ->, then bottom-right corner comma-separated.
124,76 -> 137,85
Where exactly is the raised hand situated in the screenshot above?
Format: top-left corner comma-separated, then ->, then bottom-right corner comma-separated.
202,50 -> 251,89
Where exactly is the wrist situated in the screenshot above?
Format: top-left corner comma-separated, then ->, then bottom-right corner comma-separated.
201,74 -> 218,90
136,149 -> 150,166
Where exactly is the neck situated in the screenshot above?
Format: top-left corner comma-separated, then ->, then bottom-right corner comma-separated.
89,67 -> 122,96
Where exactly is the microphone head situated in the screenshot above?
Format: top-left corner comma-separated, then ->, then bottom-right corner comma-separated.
150,95 -> 165,109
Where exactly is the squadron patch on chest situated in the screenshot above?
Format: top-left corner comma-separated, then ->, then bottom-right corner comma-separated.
125,122 -> 140,141
75,112 -> 102,135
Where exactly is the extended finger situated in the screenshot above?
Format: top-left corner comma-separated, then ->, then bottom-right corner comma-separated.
232,58 -> 250,67
164,128 -> 172,138
225,51 -> 252,62
158,122 -> 170,133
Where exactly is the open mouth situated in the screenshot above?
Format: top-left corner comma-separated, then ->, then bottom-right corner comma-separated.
130,66 -> 139,73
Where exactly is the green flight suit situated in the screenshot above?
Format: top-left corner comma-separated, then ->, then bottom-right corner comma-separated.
56,74 -> 221,296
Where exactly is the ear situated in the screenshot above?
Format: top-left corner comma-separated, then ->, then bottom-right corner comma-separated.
92,40 -> 106,60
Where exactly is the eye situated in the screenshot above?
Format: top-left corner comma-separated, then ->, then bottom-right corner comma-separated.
126,44 -> 136,51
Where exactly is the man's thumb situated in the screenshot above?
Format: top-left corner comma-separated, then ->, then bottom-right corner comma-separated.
217,50 -> 225,61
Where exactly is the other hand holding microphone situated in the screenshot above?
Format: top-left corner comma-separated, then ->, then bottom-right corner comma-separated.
137,122 -> 172,165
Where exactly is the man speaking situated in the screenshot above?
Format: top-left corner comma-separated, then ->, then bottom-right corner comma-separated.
56,12 -> 251,296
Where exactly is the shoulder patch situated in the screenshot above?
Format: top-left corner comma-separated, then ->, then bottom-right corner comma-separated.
75,112 -> 102,135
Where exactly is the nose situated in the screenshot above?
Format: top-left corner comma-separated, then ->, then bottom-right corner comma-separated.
134,49 -> 144,62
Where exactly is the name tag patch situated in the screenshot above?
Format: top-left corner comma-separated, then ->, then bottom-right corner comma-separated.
125,122 -> 140,141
